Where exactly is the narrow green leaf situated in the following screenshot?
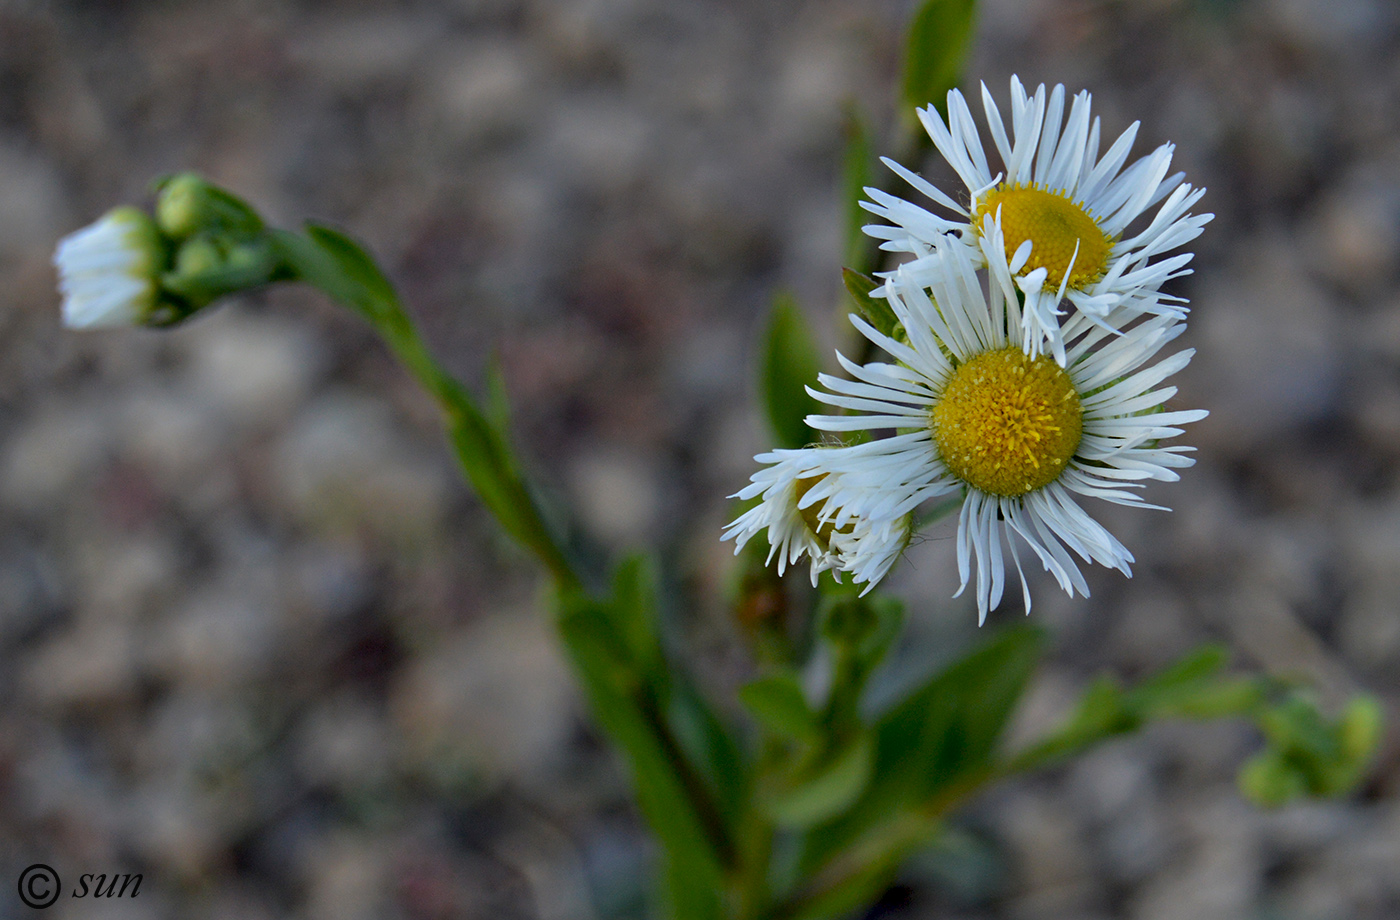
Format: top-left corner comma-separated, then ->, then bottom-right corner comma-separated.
841,268 -> 899,341
270,228 -> 373,318
782,857 -> 901,920
305,224 -> 401,312
741,672 -> 820,742
797,625 -> 1043,876
763,733 -> 874,828
667,681 -> 748,826
762,293 -> 824,449
484,351 -> 513,437
902,0 -> 977,116
555,593 -> 728,901
609,554 -> 664,676
842,108 -> 875,270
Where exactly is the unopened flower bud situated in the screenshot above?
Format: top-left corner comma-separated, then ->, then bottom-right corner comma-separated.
54,206 -> 166,329
155,172 -> 263,240
1239,750 -> 1306,808
155,172 -> 212,240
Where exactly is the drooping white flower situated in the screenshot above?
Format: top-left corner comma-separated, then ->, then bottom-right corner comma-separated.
864,75 -> 1212,365
722,448 -> 910,588
804,238 -> 1206,622
54,207 -> 165,329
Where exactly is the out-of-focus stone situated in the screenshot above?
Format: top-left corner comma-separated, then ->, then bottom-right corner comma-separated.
567,446 -> 662,544
0,143 -> 66,259
274,390 -> 452,543
118,385 -> 225,483
290,16 -> 440,89
1129,793 -> 1262,920
22,619 -> 138,709
301,831 -> 392,920
1,398 -> 108,513
295,693 -> 394,791
998,790 -> 1102,918
72,530 -> 179,624
175,307 -> 325,428
1303,167 -> 1400,294
428,39 -> 536,140
392,610 -> 577,784
543,97 -> 651,196
125,779 -> 224,878
1190,236 -> 1341,452
145,582 -> 281,689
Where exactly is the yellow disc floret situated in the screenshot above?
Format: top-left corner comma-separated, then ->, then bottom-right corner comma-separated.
976,184 -> 1111,291
932,347 -> 1083,497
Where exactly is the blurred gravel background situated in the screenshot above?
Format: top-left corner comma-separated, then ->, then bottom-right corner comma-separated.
2,0 -> 1399,918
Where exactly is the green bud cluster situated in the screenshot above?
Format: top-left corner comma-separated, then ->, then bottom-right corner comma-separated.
1239,693 -> 1384,808
143,173 -> 281,324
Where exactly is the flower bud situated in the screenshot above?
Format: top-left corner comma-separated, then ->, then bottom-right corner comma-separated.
53,206 -> 166,329
1338,695 -> 1384,764
155,172 -> 263,240
155,172 -> 212,240
1239,750 -> 1306,808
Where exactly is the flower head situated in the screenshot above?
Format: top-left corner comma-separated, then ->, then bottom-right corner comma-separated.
864,76 -> 1212,364
723,449 -> 911,588
804,238 -> 1205,622
54,207 -> 166,329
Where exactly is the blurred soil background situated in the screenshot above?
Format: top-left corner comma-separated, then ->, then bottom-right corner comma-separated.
1,0 -> 1399,917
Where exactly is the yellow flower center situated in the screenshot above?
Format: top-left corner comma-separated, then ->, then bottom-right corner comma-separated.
794,475 -> 851,549
931,347 -> 1083,497
976,185 -> 1111,291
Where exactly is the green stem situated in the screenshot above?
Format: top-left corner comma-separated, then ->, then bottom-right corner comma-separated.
371,300 -> 584,594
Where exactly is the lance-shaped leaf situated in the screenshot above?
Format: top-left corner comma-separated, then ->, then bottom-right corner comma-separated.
842,108 -> 876,271
762,293 -> 824,450
741,670 -> 821,743
795,625 -> 1044,879
842,268 -> 899,341
902,0 -> 977,117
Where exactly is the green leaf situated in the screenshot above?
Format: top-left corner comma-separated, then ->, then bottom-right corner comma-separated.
484,351 -> 514,437
270,228 -> 379,320
902,0 -> 977,117
555,591 -> 728,913
841,268 -> 899,341
762,732 -> 874,828
820,593 -> 903,668
1239,748 -> 1308,807
609,554 -> 665,677
797,625 -> 1044,876
668,681 -> 749,826
741,671 -> 820,743
305,224 -> 401,312
842,108 -> 875,270
762,293 -> 824,450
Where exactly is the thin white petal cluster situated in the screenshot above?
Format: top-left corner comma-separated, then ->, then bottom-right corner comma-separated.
54,208 -> 162,329
864,76 -> 1212,364
722,448 -> 910,589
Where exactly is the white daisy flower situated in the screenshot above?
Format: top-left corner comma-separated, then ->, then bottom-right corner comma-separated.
806,239 -> 1206,623
864,75 -> 1213,365
54,207 -> 165,329
723,448 -> 910,587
